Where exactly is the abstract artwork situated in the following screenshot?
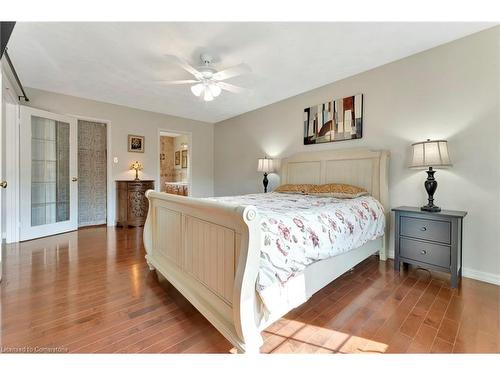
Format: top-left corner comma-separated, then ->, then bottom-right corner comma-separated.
304,94 -> 363,145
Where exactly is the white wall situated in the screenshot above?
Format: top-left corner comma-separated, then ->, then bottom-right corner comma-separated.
25,88 -> 214,225
214,27 -> 500,282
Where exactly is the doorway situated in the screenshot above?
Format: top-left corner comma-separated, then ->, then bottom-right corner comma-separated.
159,131 -> 190,196
16,108 -> 110,241
77,120 -> 107,227
19,106 -> 78,241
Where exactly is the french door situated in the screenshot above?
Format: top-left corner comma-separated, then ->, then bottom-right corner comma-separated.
20,106 -> 78,241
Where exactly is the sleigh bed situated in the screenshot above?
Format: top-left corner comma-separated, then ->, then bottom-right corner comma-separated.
143,148 -> 390,353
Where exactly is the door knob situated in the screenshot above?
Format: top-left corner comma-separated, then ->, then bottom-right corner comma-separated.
71,177 -> 78,182
0,180 -> 7,189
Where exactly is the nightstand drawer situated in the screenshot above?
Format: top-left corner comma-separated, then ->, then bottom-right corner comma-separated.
400,237 -> 450,268
400,216 -> 451,244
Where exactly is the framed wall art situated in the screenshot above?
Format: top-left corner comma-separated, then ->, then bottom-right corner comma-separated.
181,149 -> 188,169
128,134 -> 145,153
304,94 -> 363,145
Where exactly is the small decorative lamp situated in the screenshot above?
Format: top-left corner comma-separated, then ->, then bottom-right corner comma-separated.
130,161 -> 144,181
257,157 -> 274,193
410,139 -> 452,212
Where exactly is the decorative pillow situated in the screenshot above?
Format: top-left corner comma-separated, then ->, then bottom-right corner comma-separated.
308,183 -> 368,198
274,184 -> 315,194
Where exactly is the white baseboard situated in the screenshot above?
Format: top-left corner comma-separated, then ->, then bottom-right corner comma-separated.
385,251 -> 499,286
462,268 -> 500,286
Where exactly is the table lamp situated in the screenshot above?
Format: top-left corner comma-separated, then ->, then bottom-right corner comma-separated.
130,161 -> 144,181
409,139 -> 452,212
257,157 -> 274,193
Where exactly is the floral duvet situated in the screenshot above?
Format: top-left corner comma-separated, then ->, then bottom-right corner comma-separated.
205,193 -> 385,311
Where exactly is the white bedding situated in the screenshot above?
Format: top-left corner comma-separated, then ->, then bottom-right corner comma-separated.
206,193 -> 385,311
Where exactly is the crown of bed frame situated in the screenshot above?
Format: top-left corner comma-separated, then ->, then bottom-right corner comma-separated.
280,148 -> 390,210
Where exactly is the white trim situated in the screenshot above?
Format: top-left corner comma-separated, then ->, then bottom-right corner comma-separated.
0,62 -> 3,282
2,64 -> 20,244
156,128 -> 192,196
462,267 -> 500,286
387,252 -> 499,286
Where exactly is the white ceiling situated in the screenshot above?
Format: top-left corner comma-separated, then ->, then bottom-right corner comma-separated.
8,22 -> 495,123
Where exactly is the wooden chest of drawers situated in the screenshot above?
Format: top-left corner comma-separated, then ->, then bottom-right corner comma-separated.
393,206 -> 467,288
116,180 -> 155,227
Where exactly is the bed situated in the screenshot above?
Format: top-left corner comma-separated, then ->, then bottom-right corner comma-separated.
143,148 -> 390,353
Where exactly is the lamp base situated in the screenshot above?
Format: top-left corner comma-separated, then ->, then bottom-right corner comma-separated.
422,167 -> 440,212
262,173 -> 269,193
421,204 -> 441,212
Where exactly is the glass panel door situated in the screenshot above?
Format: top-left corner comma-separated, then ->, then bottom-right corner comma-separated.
20,107 -> 78,241
31,116 -> 70,226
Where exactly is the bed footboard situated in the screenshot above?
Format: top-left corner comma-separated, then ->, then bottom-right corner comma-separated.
143,190 -> 263,353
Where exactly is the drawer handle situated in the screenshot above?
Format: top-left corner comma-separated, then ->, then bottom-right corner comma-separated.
420,226 -> 427,231
420,250 -> 427,255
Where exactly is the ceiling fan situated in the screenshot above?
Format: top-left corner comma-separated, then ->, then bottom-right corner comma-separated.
161,53 -> 250,102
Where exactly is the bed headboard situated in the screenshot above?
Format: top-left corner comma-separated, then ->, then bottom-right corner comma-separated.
280,148 -> 390,209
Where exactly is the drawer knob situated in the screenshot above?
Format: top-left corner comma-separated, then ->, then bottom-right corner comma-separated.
420,250 -> 427,255
420,226 -> 427,231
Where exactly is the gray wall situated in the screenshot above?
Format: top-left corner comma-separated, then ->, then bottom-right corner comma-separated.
214,27 -> 500,280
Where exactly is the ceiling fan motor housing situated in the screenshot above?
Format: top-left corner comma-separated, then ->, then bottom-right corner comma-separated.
200,53 -> 213,65
198,53 -> 217,78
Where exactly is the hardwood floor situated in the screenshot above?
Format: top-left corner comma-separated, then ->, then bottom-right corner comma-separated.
1,226 -> 498,353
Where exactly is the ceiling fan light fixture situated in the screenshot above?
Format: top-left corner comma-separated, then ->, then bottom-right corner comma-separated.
208,83 -> 222,97
203,89 -> 214,102
165,54 -> 249,102
190,83 -> 204,97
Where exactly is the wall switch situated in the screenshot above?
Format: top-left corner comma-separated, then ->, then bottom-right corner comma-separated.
113,157 -> 119,164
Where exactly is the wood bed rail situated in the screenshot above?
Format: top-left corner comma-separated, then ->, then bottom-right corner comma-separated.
143,190 -> 263,353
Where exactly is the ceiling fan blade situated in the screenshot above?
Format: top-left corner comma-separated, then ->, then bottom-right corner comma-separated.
218,82 -> 247,93
158,79 -> 199,85
164,54 -> 203,79
212,63 -> 251,81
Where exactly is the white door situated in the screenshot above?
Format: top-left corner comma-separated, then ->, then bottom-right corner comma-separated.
20,106 -> 78,241
0,70 -> 4,281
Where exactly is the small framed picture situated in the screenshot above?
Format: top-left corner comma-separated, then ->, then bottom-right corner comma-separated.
175,151 -> 180,166
128,134 -> 144,153
181,150 -> 188,169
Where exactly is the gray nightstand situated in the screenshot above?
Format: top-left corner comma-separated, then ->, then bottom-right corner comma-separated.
392,206 -> 467,288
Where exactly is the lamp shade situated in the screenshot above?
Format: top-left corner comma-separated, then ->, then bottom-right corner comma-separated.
257,158 -> 274,173
130,161 -> 143,171
190,84 -> 203,97
410,139 -> 452,168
